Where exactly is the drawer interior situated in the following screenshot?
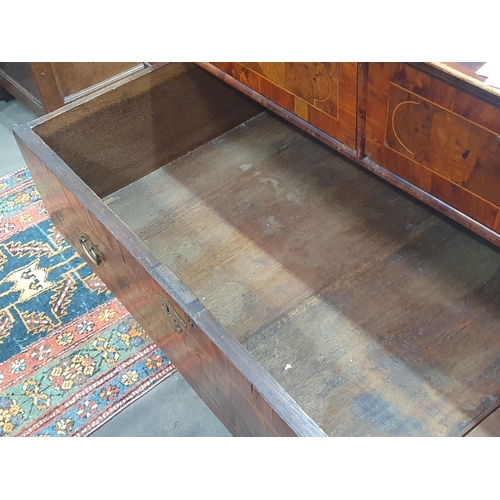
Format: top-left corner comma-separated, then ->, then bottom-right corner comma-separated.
33,63 -> 500,436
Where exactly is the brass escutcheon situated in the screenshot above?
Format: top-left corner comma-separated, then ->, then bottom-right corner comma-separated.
156,293 -> 187,333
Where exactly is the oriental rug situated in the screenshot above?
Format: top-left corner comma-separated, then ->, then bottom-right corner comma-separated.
0,168 -> 175,436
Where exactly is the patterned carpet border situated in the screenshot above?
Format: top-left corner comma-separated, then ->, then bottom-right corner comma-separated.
0,167 -> 175,436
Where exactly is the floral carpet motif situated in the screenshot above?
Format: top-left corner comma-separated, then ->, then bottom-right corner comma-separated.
0,168 -> 175,436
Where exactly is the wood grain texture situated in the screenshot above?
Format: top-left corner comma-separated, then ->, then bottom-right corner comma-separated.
366,62 -> 500,234
108,113 -> 500,436
467,405 -> 500,436
107,114 -> 367,342
29,63 -> 65,112
208,62 -> 357,150
0,63 -> 42,99
35,62 -> 262,198
356,62 -> 368,159
0,63 -> 44,115
15,124 -> 324,438
51,62 -> 141,99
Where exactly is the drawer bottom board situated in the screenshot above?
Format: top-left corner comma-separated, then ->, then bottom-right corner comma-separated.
105,112 -> 500,436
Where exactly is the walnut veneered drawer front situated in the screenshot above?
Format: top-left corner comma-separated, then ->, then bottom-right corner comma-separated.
206,62 -> 358,151
365,62 -> 500,234
15,62 -> 500,437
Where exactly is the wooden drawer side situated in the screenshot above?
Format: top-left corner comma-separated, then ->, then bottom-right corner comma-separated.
15,125 -> 325,437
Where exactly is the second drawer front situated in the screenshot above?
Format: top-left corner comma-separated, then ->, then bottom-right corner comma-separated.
210,62 -> 358,150
366,62 -> 500,233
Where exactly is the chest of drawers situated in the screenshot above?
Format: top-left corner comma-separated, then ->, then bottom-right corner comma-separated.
15,62 -> 500,436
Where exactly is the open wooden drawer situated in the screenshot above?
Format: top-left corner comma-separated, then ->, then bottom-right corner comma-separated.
14,62 -> 500,436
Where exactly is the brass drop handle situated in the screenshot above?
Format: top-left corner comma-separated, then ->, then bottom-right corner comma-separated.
79,233 -> 102,266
